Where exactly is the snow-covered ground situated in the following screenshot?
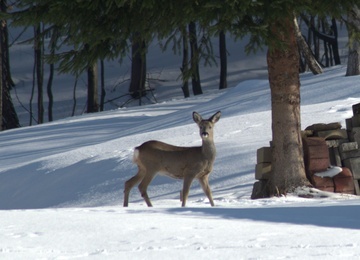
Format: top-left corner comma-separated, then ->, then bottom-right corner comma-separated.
1,27 -> 360,259
1,65 -> 360,259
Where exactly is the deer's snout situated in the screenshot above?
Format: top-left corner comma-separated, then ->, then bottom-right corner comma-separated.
201,132 -> 209,138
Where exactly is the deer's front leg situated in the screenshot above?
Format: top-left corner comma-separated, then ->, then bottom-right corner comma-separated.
181,175 -> 195,207
199,175 -> 215,206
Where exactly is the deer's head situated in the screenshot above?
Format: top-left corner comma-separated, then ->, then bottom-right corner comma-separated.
193,111 -> 221,140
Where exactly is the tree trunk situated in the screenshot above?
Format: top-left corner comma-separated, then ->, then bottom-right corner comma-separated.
34,24 -> 44,124
72,76 -> 78,117
266,17 -> 309,196
188,22 -> 203,96
46,36 -> 54,122
47,62 -> 54,122
331,18 -> 341,65
302,15 -> 341,67
129,35 -> 146,99
1,0 -> 19,130
219,30 -> 227,89
87,62 -> 99,113
346,5 -> 360,76
312,16 -> 320,61
47,27 -> 59,122
321,20 -> 330,67
181,28 -> 190,98
294,17 -> 323,75
0,20 -> 2,131
100,59 -> 106,111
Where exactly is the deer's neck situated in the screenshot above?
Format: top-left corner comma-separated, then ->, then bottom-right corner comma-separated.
201,139 -> 216,159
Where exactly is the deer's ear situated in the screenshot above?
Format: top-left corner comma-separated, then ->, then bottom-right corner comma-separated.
209,111 -> 221,123
193,112 -> 202,124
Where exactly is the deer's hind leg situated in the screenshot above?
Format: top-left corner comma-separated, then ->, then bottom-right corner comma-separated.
123,167 -> 145,207
138,170 -> 157,207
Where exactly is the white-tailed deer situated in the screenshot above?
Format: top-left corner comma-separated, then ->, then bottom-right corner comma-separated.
123,111 -> 221,207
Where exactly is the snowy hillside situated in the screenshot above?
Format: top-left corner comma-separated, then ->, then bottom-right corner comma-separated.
1,63 -> 360,258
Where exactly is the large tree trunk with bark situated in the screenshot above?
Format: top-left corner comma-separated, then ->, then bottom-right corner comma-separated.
346,5 -> 360,76
266,17 -> 309,196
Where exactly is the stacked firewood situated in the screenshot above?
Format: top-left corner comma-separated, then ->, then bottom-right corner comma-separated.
252,102 -> 360,197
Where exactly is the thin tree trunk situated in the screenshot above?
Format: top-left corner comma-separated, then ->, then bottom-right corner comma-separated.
72,75 -> 78,116
294,17 -> 323,75
0,0 -> 19,130
188,22 -> 203,95
302,15 -> 341,67
331,18 -> 341,65
47,62 -> 54,122
219,30 -> 227,89
129,35 -> 146,100
35,24 -> 44,124
100,59 -> 105,111
312,16 -> 320,61
266,16 -> 309,196
0,20 -> 2,130
346,5 -> 360,76
47,27 -> 59,122
321,19 -> 330,67
87,62 -> 99,113
181,28 -> 190,98
29,49 -> 35,126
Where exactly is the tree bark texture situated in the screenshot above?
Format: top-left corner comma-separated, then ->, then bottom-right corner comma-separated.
267,17 -> 309,195
346,5 -> 360,76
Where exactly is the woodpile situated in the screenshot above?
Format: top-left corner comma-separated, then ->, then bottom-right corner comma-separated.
252,102 -> 360,198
